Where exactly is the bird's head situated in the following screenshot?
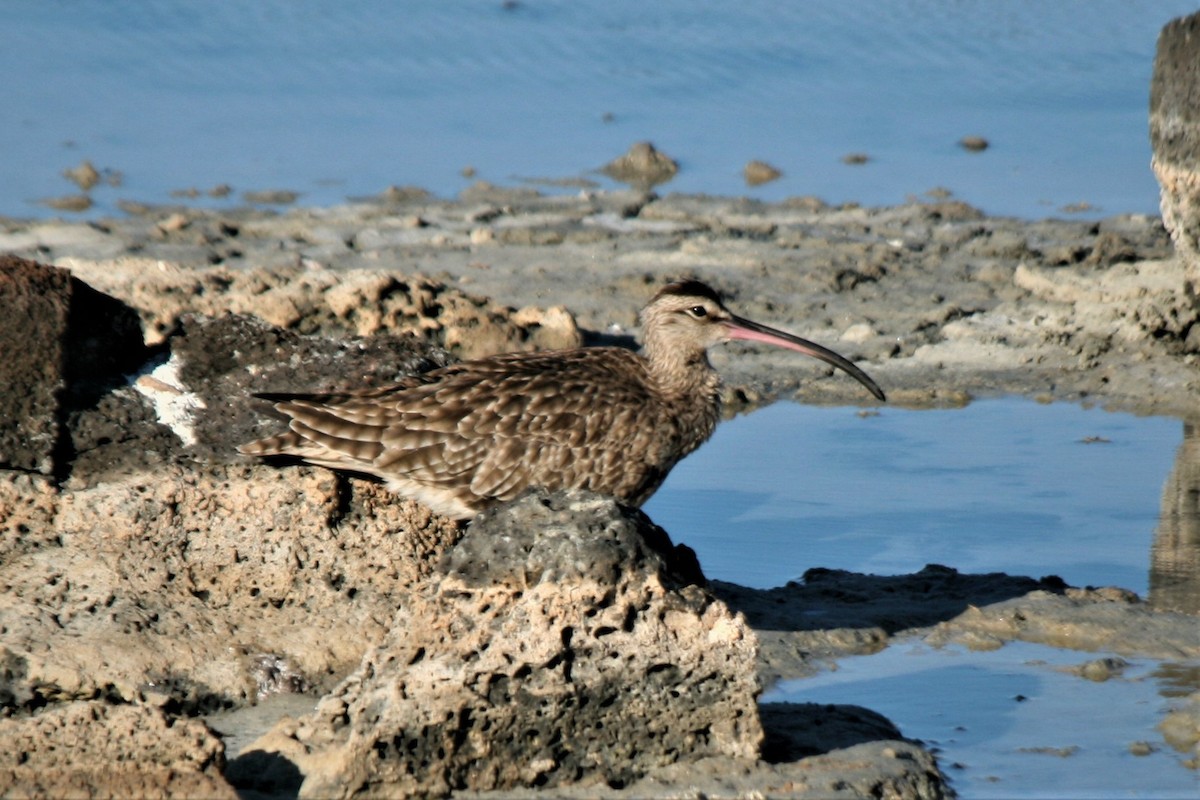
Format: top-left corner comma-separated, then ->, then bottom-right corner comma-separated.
640,279 -> 886,402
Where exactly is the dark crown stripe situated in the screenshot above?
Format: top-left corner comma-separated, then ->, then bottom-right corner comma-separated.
654,279 -> 722,303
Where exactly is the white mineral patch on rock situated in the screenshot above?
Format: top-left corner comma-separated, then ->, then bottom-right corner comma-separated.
133,354 -> 206,446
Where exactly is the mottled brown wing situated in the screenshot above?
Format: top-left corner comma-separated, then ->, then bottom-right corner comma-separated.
372,348 -> 659,502
256,347 -> 661,505
249,363 -> 484,462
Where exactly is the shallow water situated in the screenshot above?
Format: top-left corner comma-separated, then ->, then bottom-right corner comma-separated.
652,398 -> 1199,797
3,0 -> 1197,219
645,398 -> 1190,608
764,640 -> 1199,798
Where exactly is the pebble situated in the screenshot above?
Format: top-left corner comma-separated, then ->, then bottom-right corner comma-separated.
744,160 -> 782,186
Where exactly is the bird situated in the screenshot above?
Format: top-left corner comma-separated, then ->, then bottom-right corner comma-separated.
239,279 -> 885,521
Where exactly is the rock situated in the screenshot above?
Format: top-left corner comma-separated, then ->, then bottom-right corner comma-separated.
0,700 -> 236,798
0,472 -> 59,564
1158,691 -> 1200,766
242,189 -> 301,205
60,259 -> 580,357
40,194 -> 93,212
0,257 -> 70,474
1,310 -> 463,715
1151,11 -> 1200,274
926,587 -> 1200,659
0,463 -> 462,714
841,321 -> 877,344
1075,656 -> 1130,682
1013,259 -> 1200,348
601,141 -> 679,188
0,222 -> 127,260
62,159 -> 102,191
715,565 -> 1058,683
744,159 -> 783,186
59,269 -> 151,410
241,490 -> 762,798
760,702 -> 905,761
958,135 -> 989,152
0,256 -> 147,476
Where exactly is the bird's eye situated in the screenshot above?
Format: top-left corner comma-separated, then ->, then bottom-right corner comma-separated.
687,305 -> 708,318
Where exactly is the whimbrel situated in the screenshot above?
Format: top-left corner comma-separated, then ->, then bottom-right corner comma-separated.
239,280 -> 885,520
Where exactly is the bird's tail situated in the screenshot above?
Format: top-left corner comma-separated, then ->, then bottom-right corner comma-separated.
237,431 -> 306,457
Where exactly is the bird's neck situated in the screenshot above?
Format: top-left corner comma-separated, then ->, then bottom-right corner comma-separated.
642,344 -> 721,402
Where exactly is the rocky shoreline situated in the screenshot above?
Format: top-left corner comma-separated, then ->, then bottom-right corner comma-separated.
4,12 -> 1200,797
4,179 -> 1198,419
1,181 -> 1197,796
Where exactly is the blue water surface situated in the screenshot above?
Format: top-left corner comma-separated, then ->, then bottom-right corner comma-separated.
1,0 -> 1196,219
644,399 -> 1181,594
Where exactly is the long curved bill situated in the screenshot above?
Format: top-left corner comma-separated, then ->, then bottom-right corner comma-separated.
724,315 -> 886,402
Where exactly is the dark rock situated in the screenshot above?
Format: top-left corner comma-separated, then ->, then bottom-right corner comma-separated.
446,488 -> 705,588
62,312 -> 450,487
715,564 -> 1060,683
61,274 -> 147,412
0,257 -> 70,474
760,702 -> 905,762
176,312 -> 448,463
0,256 -> 147,476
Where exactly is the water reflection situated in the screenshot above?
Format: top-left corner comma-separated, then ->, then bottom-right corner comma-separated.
1151,421 -> 1200,615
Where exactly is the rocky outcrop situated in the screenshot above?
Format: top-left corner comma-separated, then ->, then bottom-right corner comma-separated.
240,490 -> 762,798
1152,11 -> 1200,275
15,203 -> 1197,795
0,264 -> 469,714
0,464 -> 461,713
0,260 -> 795,799
0,257 -> 69,474
0,255 -> 146,476
62,257 -> 581,357
0,260 -> 472,797
0,700 -> 235,799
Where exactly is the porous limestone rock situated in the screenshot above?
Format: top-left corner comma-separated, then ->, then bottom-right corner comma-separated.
241,490 -> 762,798
0,700 -> 236,799
1151,11 -> 1200,275
60,258 -> 581,357
0,464 -> 461,714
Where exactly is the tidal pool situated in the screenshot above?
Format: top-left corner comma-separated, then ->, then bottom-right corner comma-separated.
648,398 -> 1199,797
765,640 -> 1198,798
644,398 -> 1190,609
